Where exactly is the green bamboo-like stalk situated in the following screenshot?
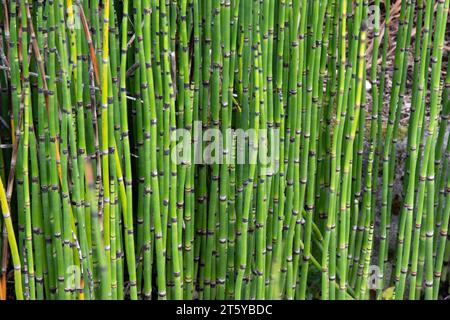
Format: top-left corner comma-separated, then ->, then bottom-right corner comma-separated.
19,0 -> 36,299
66,0 -> 92,299
118,0 -> 137,301
195,0 -> 211,298
191,0 -> 202,295
422,0 -> 449,299
203,0 -> 221,300
433,132 -> 450,298
254,0 -> 268,299
322,0 -> 348,300
235,0 -> 257,300
99,0 -> 113,299
406,0 -> 433,299
280,0 -> 303,299
177,0 -> 194,300
433,56 -> 450,298
433,61 -> 450,261
138,0 -> 153,299
217,0 -> 231,300
46,0 -> 65,299
28,2 -> 49,296
375,0 -> 390,292
269,0 -> 286,300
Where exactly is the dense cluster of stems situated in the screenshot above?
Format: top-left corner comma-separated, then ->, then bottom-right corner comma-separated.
0,0 -> 449,300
